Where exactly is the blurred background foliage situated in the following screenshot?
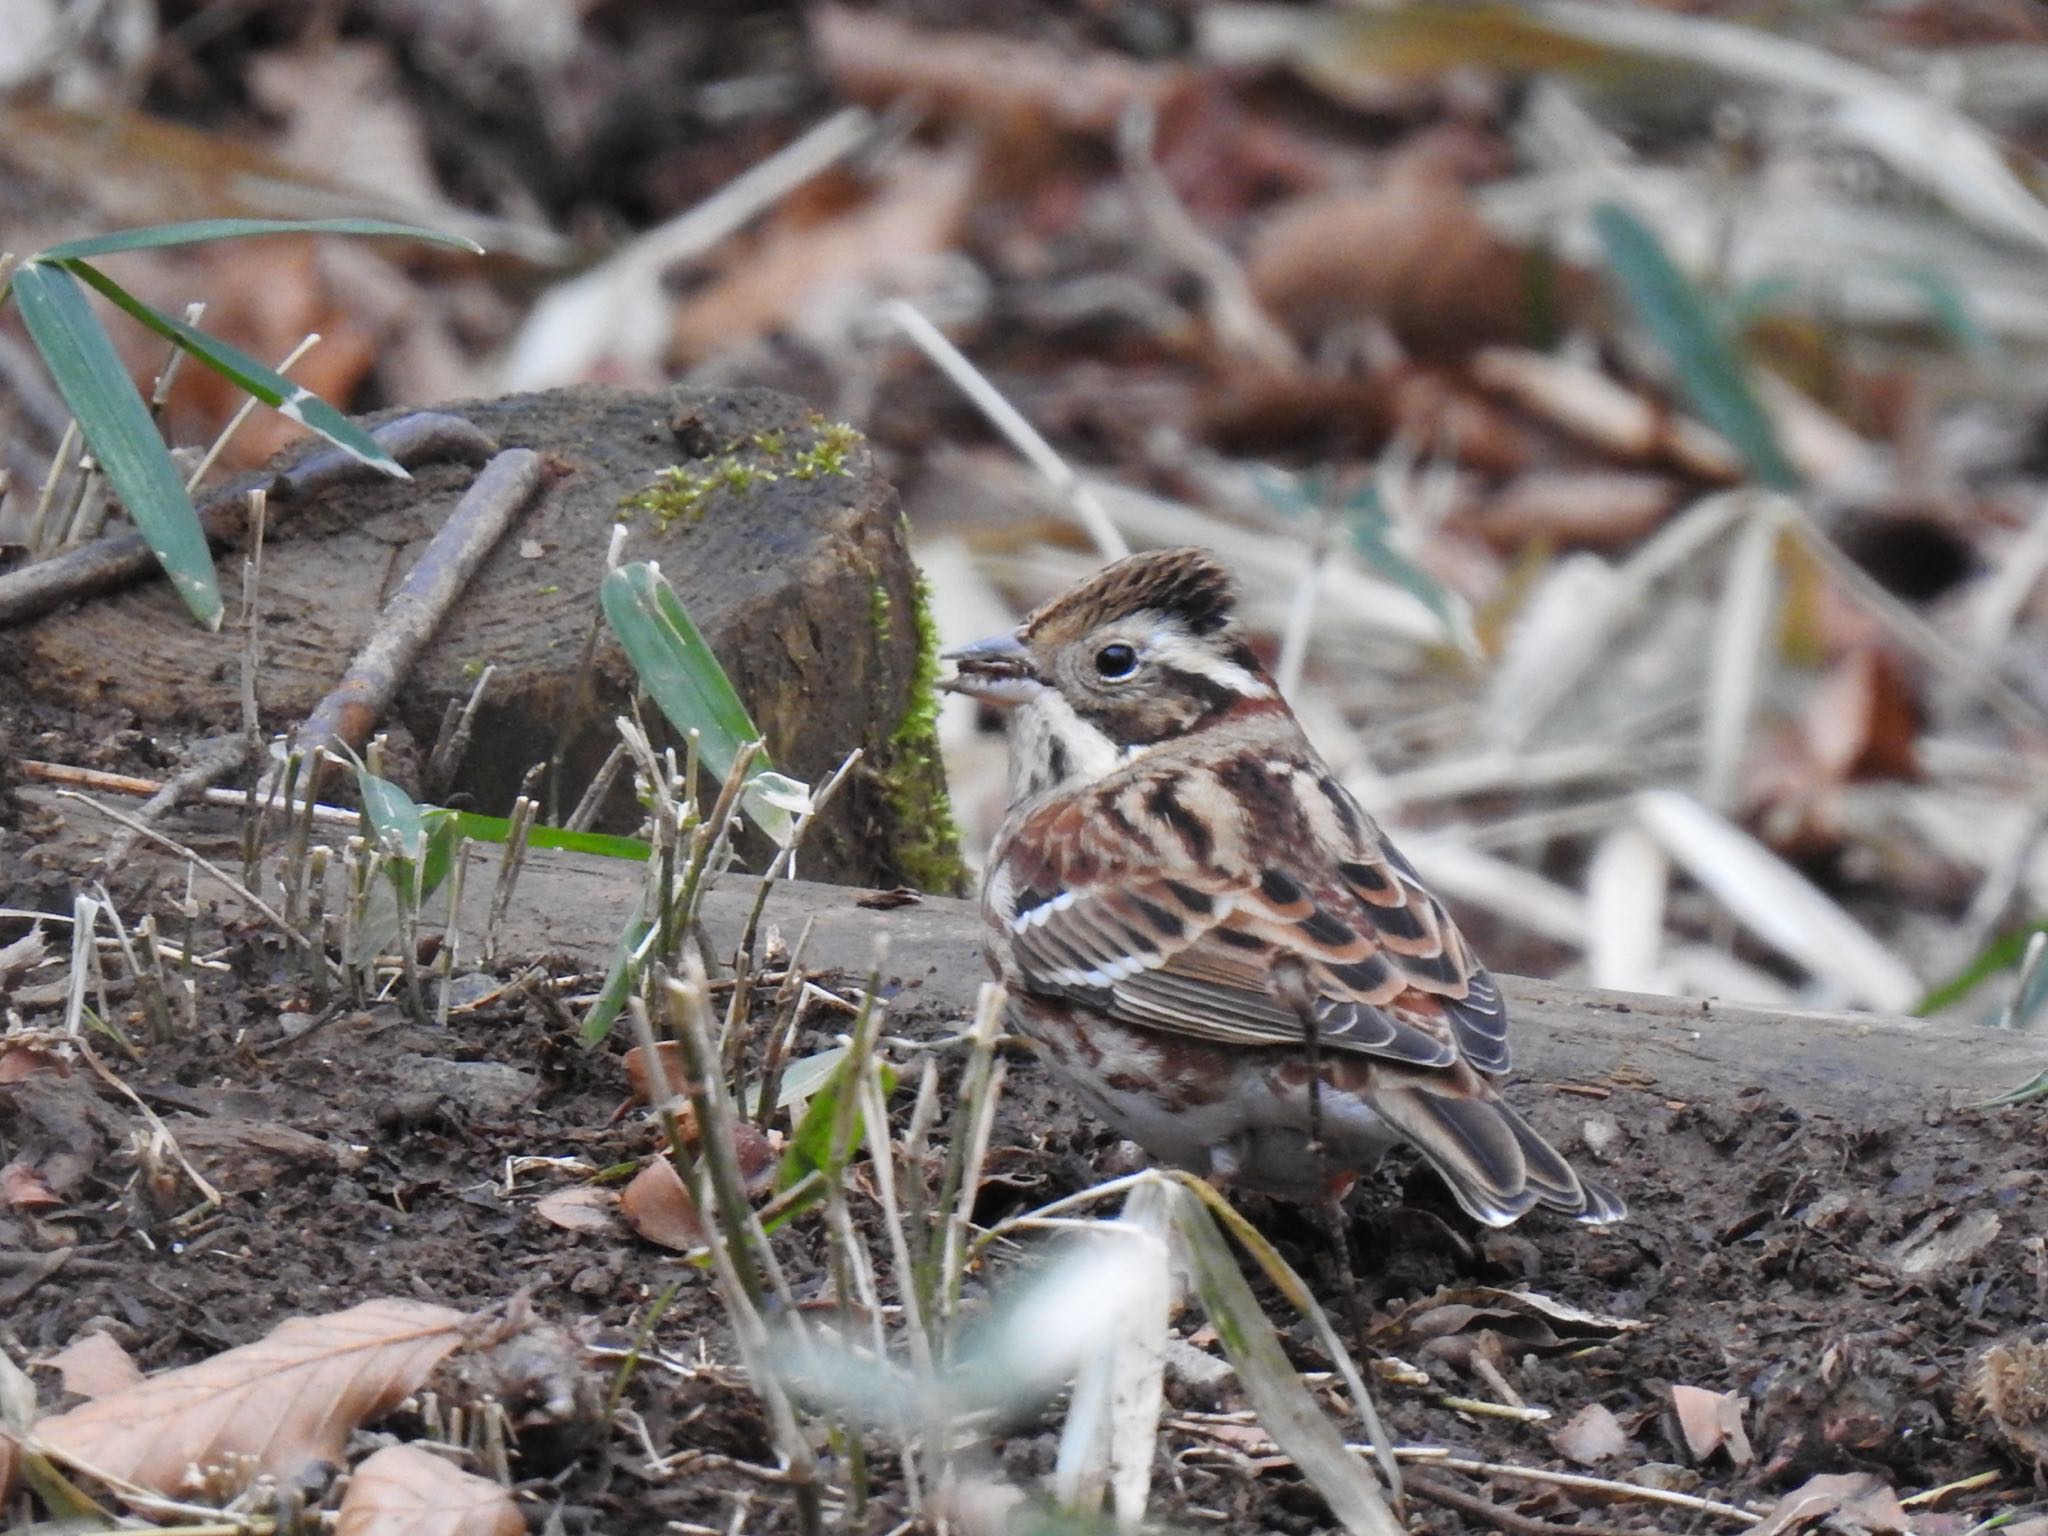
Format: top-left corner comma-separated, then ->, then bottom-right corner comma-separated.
6,0 -> 2048,1033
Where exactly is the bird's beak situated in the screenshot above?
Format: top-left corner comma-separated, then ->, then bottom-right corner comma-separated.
940,631 -> 1039,706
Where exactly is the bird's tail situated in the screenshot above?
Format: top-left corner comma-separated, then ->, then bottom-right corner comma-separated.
1369,1069 -> 1625,1227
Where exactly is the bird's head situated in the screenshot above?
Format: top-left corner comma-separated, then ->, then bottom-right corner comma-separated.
944,547 -> 1277,796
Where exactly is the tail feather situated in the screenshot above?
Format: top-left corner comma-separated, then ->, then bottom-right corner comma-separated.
1371,1073 -> 1625,1228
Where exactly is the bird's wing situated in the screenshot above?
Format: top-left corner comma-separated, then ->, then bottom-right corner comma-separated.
990,764 -> 1511,1074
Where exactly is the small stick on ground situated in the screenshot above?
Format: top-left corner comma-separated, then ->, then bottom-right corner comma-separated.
426,663 -> 496,797
97,734 -> 255,872
296,448 -> 552,783
1405,1475 -> 1640,1536
0,410 -> 500,628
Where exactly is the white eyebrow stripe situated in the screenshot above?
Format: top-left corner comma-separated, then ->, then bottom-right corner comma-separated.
1146,630 -> 1273,698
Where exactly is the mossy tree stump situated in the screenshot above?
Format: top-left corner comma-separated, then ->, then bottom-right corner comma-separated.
11,384 -> 964,892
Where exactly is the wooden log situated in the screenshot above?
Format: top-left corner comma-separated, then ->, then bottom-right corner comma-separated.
474,843 -> 2045,1121
3,385 -> 962,891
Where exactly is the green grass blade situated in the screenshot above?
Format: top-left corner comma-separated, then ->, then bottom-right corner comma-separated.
776,1058 -> 898,1192
38,218 -> 482,261
60,260 -> 405,475
1915,921 -> 2048,1015
601,561 -> 796,842
1591,201 -> 1799,491
9,261 -> 222,627
581,900 -> 652,1046
1163,1182 -> 1402,1536
354,763 -> 462,899
448,812 -> 649,862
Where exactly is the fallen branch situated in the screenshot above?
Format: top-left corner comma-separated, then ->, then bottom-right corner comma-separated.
296,447 -> 550,772
0,410 -> 499,628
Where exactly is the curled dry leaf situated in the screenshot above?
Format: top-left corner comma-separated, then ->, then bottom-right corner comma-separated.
334,1443 -> 522,1536
0,926 -> 48,981
39,1331 -> 143,1400
36,1298 -> 469,1498
1670,1382 -> 1754,1468
1748,1471 -> 1910,1536
622,1041 -> 688,1108
1376,1285 -> 1645,1355
1473,471 -> 1679,553
618,1157 -> 705,1251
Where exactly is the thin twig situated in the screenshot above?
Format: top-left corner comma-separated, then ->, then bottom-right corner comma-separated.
0,410 -> 500,628
297,449 -> 549,775
54,791 -> 310,955
98,735 -> 254,872
882,298 -> 1128,560
184,333 -> 322,492
18,758 -> 359,827
1117,101 -> 1298,369
1396,1454 -> 1762,1525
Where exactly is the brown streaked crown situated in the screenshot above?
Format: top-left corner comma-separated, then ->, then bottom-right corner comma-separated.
1021,548 -> 1237,645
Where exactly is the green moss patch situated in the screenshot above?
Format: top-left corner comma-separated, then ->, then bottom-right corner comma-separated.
619,417 -> 861,531
870,565 -> 967,896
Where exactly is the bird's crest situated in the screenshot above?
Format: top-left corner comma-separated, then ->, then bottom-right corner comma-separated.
1023,547 -> 1236,644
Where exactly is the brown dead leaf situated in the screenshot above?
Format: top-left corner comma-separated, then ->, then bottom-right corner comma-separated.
1377,1286 -> 1644,1354
1804,645 -> 1920,784
165,1116 -> 337,1195
856,886 -> 924,910
1551,1401 -> 1629,1465
1749,1471 -> 1911,1535
0,1161 -> 61,1211
1472,346 -> 1744,480
1473,471 -> 1678,553
1671,1383 -> 1754,1468
618,1157 -> 704,1251
160,237 -> 380,471
0,1046 -> 67,1084
669,143 -> 975,364
39,1331 -> 142,1400
36,1298 -> 469,1497
1246,175 -> 1590,361
335,1443 -> 522,1536
811,3 -> 1174,139
622,1041 -> 687,1108
533,1184 -> 621,1237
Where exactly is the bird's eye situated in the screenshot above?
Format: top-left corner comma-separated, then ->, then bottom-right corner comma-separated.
1094,643 -> 1139,679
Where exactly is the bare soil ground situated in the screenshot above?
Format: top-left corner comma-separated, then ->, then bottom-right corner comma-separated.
2,743 -> 2043,1534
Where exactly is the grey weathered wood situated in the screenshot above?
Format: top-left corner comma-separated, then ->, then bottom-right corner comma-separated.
8,385 -> 955,890
477,843 -> 2043,1120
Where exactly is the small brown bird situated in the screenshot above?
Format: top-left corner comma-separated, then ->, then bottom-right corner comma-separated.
945,547 -> 1621,1227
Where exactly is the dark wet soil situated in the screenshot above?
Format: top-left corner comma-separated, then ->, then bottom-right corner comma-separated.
1,761 -> 2045,1535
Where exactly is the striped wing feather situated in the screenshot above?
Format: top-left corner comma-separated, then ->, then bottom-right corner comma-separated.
997,774 -> 1513,1076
